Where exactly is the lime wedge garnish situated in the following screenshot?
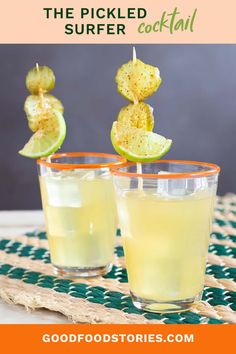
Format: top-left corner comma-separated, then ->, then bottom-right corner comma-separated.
19,110 -> 66,158
115,59 -> 162,102
24,94 -> 64,132
117,102 -> 154,131
111,122 -> 172,162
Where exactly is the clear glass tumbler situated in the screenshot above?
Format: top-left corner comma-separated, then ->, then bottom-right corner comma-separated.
111,160 -> 220,313
37,152 -> 126,278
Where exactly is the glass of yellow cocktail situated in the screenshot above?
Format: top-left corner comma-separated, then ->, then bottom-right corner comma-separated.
37,152 -> 125,278
111,160 -> 220,313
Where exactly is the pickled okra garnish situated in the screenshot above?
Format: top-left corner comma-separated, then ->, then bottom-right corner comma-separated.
19,64 -> 66,158
24,94 -> 64,132
26,65 -> 55,94
111,49 -> 172,162
115,59 -> 162,102
117,102 -> 154,131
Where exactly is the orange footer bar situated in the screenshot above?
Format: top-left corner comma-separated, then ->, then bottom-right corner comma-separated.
0,324 -> 234,354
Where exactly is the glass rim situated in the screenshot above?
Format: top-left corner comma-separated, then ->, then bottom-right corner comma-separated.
111,160 -> 221,179
37,152 -> 126,170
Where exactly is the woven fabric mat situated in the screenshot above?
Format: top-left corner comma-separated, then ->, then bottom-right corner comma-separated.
0,194 -> 236,324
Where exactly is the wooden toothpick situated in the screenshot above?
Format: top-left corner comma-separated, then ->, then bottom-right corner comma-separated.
132,46 -> 137,65
132,47 -> 144,190
132,47 -> 139,105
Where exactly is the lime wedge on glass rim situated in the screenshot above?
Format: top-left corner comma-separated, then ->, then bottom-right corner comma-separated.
19,109 -> 66,158
111,121 -> 172,162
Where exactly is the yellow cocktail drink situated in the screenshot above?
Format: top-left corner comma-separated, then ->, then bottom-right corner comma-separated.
112,160 -> 220,312
37,152 -> 125,277
109,50 -> 220,313
117,191 -> 214,303
40,174 -> 116,269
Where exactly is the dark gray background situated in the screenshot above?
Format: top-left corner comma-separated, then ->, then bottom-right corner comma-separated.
0,44 -> 235,210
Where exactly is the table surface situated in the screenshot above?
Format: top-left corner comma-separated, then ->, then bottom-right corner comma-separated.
1,204 -> 235,324
0,210 -> 70,324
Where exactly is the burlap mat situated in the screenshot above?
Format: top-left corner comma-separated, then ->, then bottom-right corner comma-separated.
0,194 -> 235,324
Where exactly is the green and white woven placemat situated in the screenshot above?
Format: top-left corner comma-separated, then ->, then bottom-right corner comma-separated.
0,194 -> 235,324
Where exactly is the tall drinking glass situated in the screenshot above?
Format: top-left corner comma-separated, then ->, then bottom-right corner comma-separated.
112,160 -> 220,313
37,152 -> 126,278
